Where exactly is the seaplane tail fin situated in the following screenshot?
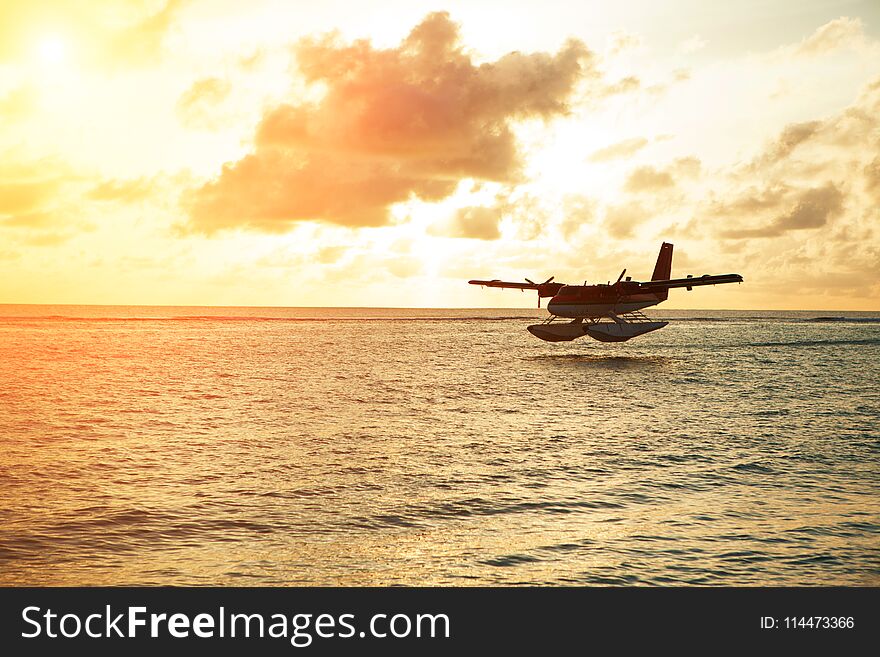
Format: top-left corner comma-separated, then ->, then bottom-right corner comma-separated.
651,242 -> 674,300
652,242 -> 673,281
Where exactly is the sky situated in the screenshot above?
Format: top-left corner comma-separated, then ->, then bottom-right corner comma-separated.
1,0 -> 878,309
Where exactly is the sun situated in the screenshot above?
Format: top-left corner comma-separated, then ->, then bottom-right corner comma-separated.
36,36 -> 67,65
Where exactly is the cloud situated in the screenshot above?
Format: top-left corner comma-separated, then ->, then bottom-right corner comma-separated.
588,137 -> 648,162
606,31 -> 642,55
453,207 -> 502,240
432,205 -> 503,240
604,201 -> 649,239
108,0 -> 185,66
185,12 -> 593,234
737,78 -> 879,176
559,195 -> 595,238
316,246 -> 347,264
817,79 -> 880,149
720,183 -> 844,238
0,180 -> 60,216
776,183 -> 843,230
429,188 -> 556,241
176,77 -> 232,130
704,76 -> 880,245
386,256 -> 422,278
622,158 -> 700,196
624,166 -> 675,193
1,210 -> 57,229
753,120 -> 822,167
189,149 -> 458,232
0,85 -> 36,121
794,17 -> 865,57
0,159 -> 107,240
88,178 -> 154,202
678,35 -> 707,55
21,231 -> 74,246
0,160 -> 81,238
710,185 -> 790,216
599,76 -> 640,97
672,156 -> 701,178
864,156 -> 880,201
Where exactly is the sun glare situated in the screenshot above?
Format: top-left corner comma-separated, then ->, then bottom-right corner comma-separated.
37,36 -> 66,65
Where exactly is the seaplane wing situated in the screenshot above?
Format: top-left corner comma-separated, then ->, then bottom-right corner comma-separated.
468,278 -> 565,296
468,279 -> 542,290
468,279 -> 560,289
635,273 -> 743,291
468,277 -> 566,308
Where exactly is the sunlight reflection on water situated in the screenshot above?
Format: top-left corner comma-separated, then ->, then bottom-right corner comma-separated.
0,307 -> 878,585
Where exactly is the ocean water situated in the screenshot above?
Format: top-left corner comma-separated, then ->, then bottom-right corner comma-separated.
0,305 -> 878,586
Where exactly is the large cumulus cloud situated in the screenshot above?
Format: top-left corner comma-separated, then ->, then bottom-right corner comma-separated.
709,76 -> 880,240
185,12 -> 593,233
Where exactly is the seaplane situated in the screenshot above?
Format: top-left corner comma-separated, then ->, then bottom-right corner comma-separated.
469,242 -> 742,342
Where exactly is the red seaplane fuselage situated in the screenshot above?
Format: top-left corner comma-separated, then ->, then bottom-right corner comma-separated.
469,242 -> 743,342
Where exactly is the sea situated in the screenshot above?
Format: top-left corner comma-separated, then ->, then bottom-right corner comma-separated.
0,305 -> 877,586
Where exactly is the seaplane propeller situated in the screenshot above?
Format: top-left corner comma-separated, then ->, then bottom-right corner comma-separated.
610,269 -> 628,310
525,277 -> 555,307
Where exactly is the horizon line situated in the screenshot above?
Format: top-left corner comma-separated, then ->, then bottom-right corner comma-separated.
1,303 -> 878,313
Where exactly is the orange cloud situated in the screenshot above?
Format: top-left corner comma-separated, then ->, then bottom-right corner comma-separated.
185,12 -> 593,234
